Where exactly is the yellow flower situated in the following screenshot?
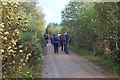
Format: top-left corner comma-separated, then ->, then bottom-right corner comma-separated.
19,45 -> 23,48
3,2 -> 7,5
3,37 -> 7,40
9,49 -> 15,53
4,31 -> 9,35
0,23 -> 5,28
19,66 -> 22,69
13,61 -> 15,64
16,31 -> 20,34
14,48 -> 17,49
23,63 -> 26,65
26,71 -> 29,74
28,53 -> 31,56
11,39 -> 17,45
0,49 -> 4,53
19,50 -> 23,53
0,29 -> 4,31
8,53 -> 11,55
26,56 -> 29,60
8,46 -> 11,50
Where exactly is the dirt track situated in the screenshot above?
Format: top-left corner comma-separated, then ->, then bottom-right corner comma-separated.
42,43 -> 111,78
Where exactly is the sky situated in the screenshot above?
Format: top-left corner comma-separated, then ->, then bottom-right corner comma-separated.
37,0 -> 70,26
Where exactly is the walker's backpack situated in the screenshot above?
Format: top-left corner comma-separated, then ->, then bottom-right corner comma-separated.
62,35 -> 69,44
62,35 -> 67,41
54,36 -> 59,43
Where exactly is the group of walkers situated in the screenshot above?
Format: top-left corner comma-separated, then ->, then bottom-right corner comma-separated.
44,32 -> 70,54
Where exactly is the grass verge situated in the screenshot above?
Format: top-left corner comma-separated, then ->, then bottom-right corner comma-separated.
71,45 -> 120,79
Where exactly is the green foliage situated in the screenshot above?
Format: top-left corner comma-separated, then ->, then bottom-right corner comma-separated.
1,2 -> 45,78
46,23 -> 62,34
50,26 -> 62,34
61,2 -> 120,77
71,45 -> 120,78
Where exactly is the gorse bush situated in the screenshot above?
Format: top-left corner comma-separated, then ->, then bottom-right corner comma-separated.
1,2 -> 45,78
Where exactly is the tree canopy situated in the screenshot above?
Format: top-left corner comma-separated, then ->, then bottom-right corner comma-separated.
61,2 -> 120,63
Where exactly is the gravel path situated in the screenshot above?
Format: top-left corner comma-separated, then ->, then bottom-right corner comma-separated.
42,43 -> 111,78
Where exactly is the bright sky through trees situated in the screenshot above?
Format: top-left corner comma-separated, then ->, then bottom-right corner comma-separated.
37,0 -> 70,26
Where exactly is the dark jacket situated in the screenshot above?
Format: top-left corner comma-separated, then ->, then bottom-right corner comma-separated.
62,34 -> 69,44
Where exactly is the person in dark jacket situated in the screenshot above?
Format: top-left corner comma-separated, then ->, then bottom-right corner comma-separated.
62,32 -> 69,54
60,34 -> 64,51
44,33 -> 49,46
52,34 -> 60,53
